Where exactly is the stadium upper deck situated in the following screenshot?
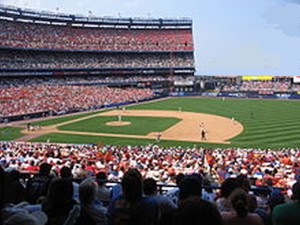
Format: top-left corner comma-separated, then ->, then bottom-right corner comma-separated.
0,5 -> 194,52
0,5 -> 195,76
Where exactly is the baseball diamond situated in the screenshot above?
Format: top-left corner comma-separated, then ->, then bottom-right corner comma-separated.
1,96 -> 299,149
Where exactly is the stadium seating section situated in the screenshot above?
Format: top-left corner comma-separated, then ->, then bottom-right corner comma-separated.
1,141 -> 299,224
0,85 -> 154,117
222,80 -> 292,92
0,50 -> 194,69
0,21 -> 193,51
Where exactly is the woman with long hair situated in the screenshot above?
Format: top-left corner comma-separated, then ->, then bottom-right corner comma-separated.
221,189 -> 264,225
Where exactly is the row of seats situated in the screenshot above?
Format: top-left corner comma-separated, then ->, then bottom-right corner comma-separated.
1,142 -> 298,189
222,80 -> 291,92
0,144 -> 299,225
0,86 -> 154,117
0,21 -> 193,51
0,50 -> 194,69
0,75 -> 195,87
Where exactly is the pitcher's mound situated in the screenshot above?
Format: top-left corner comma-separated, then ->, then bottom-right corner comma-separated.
106,121 -> 131,126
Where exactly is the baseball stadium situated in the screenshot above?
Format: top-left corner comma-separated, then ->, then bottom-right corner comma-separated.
0,3 -> 300,225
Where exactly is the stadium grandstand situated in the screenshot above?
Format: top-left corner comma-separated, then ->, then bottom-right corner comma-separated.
0,5 -> 195,121
0,5 -> 194,75
0,141 -> 299,225
196,75 -> 300,99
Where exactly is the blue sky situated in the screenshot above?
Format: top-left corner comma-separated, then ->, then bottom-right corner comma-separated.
0,0 -> 300,75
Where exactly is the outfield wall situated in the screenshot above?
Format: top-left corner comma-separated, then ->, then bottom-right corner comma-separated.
217,91 -> 300,100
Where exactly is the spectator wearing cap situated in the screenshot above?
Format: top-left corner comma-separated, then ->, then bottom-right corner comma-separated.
272,181 -> 300,225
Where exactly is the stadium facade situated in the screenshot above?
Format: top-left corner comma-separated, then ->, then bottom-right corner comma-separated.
0,5 -> 195,77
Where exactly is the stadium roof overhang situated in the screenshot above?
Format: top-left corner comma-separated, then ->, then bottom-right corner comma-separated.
0,5 -> 192,30
0,67 -> 195,77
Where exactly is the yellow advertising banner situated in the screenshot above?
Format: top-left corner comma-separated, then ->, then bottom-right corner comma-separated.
242,76 -> 273,81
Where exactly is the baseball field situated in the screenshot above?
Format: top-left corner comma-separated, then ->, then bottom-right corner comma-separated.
2,97 -> 300,149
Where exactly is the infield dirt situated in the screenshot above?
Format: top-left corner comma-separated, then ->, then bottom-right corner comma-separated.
15,109 -> 244,144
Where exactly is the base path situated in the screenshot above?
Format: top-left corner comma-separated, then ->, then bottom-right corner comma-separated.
15,109 -> 244,144
99,110 -> 243,144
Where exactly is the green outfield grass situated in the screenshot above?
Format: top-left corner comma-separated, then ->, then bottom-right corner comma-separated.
31,133 -> 223,148
128,97 -> 300,148
0,127 -> 23,141
27,97 -> 300,148
58,116 -> 181,135
30,110 -> 104,126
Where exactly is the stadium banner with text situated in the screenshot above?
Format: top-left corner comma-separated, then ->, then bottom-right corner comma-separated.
174,80 -> 194,86
217,92 -> 247,98
242,76 -> 273,81
293,76 -> 300,83
170,92 -> 300,99
201,92 -> 219,97
218,92 -> 300,99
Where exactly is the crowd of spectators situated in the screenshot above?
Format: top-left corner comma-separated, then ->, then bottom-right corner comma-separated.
0,141 -> 299,225
0,20 -> 193,52
0,50 -> 194,70
221,84 -> 239,92
0,85 -> 154,117
0,142 -> 298,188
240,81 -> 290,92
290,83 -> 300,92
222,80 -> 291,92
